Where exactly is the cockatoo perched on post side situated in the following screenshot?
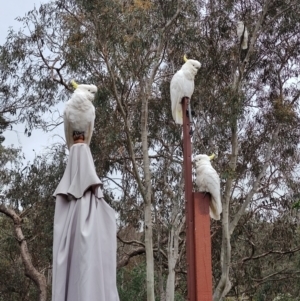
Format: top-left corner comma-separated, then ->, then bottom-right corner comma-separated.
63,80 -> 97,149
170,55 -> 201,125
236,21 -> 248,50
194,154 -> 222,220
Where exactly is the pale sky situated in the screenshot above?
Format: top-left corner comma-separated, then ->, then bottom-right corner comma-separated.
1,0 -> 65,163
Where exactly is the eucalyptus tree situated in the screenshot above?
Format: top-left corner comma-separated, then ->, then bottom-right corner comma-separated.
189,0 -> 300,299
1,0 -> 300,300
1,0 -> 198,300
0,146 -> 66,301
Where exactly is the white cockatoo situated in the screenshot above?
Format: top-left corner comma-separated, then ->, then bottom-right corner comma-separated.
194,154 -> 222,220
170,55 -> 201,124
236,21 -> 248,50
63,80 -> 97,149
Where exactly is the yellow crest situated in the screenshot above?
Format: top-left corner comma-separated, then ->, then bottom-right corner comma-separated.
183,54 -> 188,62
71,80 -> 79,89
209,154 -> 215,160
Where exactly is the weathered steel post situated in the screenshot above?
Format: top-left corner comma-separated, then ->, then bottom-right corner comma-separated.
182,97 -> 196,301
193,192 -> 213,301
182,97 -> 213,301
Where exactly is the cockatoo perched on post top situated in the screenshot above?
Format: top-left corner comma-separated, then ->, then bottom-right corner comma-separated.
170,55 -> 201,124
63,80 -> 97,149
236,21 -> 248,50
194,154 -> 222,220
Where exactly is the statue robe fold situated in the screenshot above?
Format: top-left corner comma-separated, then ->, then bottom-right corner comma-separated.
52,143 -> 120,301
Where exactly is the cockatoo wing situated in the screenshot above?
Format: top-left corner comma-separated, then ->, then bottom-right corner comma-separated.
170,71 -> 184,124
196,166 -> 222,220
63,106 -> 74,150
170,70 -> 194,125
85,117 -> 94,146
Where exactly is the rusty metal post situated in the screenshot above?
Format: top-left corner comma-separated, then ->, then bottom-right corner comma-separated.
182,97 -> 196,301
182,98 -> 213,301
193,192 -> 213,301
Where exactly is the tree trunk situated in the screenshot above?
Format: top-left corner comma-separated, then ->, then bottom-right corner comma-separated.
141,84 -> 155,301
0,204 -> 47,301
165,216 -> 184,301
166,228 -> 176,301
213,127 -> 237,301
213,4 -> 271,299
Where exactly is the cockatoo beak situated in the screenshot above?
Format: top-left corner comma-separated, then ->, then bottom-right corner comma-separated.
71,80 -> 79,89
183,54 -> 188,62
209,154 -> 215,160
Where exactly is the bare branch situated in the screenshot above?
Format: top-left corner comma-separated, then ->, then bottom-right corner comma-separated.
117,235 -> 145,248
229,128 -> 279,235
241,247 -> 300,263
117,247 -> 145,269
0,204 -> 47,301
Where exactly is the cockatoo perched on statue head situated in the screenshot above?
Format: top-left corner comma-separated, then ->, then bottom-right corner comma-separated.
194,154 -> 222,220
236,21 -> 248,50
170,55 -> 201,124
63,80 -> 97,149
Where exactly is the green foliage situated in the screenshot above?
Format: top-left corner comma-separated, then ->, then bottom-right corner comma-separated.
292,201 -> 300,210
0,115 -> 9,144
117,264 -> 147,301
0,146 -> 66,301
273,294 -> 300,301
1,0 -> 300,300
117,263 -> 186,301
